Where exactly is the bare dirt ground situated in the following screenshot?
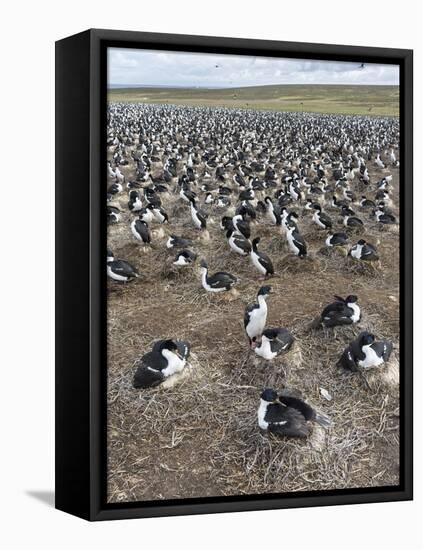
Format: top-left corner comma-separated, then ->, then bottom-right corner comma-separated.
107,138 -> 400,503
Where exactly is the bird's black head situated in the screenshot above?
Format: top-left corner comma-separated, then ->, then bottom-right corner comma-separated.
258,285 -> 271,297
200,259 -> 208,269
261,388 -> 278,402
252,237 -> 260,246
159,339 -> 178,352
313,204 -> 322,211
357,239 -> 366,245
346,295 -> 358,304
359,332 -> 375,346
221,216 -> 233,230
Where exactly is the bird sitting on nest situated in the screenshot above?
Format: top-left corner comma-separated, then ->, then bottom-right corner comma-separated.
200,260 -> 237,294
257,388 -> 332,438
337,331 -> 393,371
253,328 -> 294,360
173,249 -> 197,267
166,234 -> 193,249
325,232 -> 348,247
348,239 -> 379,261
133,339 -> 191,389
317,295 -> 361,328
107,248 -> 139,283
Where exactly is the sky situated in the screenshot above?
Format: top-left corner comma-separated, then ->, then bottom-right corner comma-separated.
108,47 -> 399,88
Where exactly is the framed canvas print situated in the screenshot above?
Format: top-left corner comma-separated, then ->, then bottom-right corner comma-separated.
55,29 -> 413,521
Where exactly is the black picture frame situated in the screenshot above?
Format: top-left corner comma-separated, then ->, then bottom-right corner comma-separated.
55,28 -> 413,521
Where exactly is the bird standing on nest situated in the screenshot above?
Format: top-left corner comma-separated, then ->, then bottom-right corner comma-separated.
312,204 -> 333,229
244,286 -> 271,348
250,237 -> 274,278
286,223 -> 307,257
227,228 -> 252,256
189,197 -> 207,231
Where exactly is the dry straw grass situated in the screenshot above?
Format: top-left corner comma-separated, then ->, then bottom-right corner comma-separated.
107,157 -> 400,503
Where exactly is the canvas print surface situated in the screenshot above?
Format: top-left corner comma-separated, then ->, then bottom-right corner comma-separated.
106,48 -> 400,503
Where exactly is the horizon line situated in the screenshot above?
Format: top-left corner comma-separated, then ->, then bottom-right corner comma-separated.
108,82 -> 400,90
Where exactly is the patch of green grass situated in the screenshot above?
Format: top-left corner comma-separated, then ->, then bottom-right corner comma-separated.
108,84 -> 399,116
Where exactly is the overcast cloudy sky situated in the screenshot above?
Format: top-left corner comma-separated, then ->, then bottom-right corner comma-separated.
108,47 -> 399,88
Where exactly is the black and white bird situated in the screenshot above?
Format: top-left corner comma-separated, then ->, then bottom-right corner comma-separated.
349,239 -> 379,261
133,339 -> 191,388
325,232 -> 348,247
374,208 -> 397,225
189,198 -> 207,230
107,248 -> 139,282
107,205 -> 121,224
227,229 -> 252,256
232,214 -> 251,239
166,235 -> 193,249
130,218 -> 151,244
151,205 -> 169,224
253,328 -> 294,360
337,331 -> 393,371
286,224 -> 307,257
264,197 -> 281,226
319,295 -> 361,327
173,249 -> 197,266
108,182 -> 123,196
200,260 -> 237,292
244,286 -> 271,347
312,204 -> 333,229
360,196 -> 376,209
250,237 -> 274,278
128,190 -> 143,213
138,205 -> 155,223
341,208 -> 364,228
257,388 -> 332,438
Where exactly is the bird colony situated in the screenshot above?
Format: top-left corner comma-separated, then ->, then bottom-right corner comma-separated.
106,102 -> 400,503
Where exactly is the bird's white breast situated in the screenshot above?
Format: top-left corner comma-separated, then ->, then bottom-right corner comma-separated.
250,251 -> 267,274
348,303 -> 360,322
257,400 -> 269,430
358,344 -> 384,369
254,338 -> 276,360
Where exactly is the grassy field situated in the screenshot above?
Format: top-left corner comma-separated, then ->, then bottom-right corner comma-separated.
108,84 -> 399,116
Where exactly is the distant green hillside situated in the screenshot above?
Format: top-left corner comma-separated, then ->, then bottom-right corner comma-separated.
108,84 -> 399,116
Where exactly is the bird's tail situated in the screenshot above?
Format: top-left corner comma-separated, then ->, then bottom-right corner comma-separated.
315,412 -> 332,429
306,316 -> 321,331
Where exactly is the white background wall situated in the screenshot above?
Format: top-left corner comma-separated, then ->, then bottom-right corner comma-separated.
0,1 -> 420,548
